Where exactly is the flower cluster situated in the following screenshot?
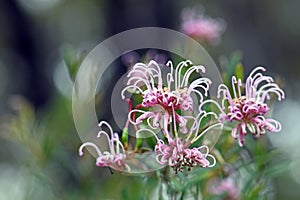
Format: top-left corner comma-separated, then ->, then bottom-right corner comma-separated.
181,7 -> 226,45
155,138 -> 215,174
79,121 -> 128,171
78,59 -> 285,174
218,67 -> 285,146
120,60 -> 221,173
208,177 -> 240,200
121,60 -> 211,135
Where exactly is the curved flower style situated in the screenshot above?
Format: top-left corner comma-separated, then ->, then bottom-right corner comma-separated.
121,60 -> 211,135
218,67 -> 285,146
181,7 -> 226,45
79,121 -> 129,171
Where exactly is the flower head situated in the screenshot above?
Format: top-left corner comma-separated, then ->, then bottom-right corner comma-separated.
121,60 -> 211,135
218,67 -> 285,146
181,7 -> 226,45
136,107 -> 221,174
155,138 -> 215,174
79,121 -> 129,171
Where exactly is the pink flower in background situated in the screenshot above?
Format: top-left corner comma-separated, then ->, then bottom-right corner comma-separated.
121,51 -> 140,67
218,67 -> 285,146
144,49 -> 168,64
121,60 -> 211,135
181,7 -> 226,45
79,121 -> 129,171
121,49 -> 167,67
208,177 -> 240,200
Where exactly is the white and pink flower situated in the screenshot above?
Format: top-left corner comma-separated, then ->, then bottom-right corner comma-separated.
121,60 -> 211,135
155,138 -> 215,174
79,121 -> 129,171
218,67 -> 285,146
136,107 -> 221,173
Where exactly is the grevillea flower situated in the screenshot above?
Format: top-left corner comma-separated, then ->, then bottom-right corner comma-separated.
155,138 -> 215,174
181,7 -> 226,45
79,121 -> 129,171
136,108 -> 220,173
121,60 -> 211,135
218,67 -> 285,146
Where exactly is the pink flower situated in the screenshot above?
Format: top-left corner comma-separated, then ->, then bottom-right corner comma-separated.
218,67 -> 285,146
208,177 -> 240,200
181,7 -> 226,45
155,138 -> 215,174
121,60 -> 211,135
79,121 -> 129,171
136,108 -> 220,173
121,59 -> 223,173
121,49 -> 167,67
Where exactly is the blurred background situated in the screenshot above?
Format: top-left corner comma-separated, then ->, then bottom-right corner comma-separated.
0,0 -> 299,199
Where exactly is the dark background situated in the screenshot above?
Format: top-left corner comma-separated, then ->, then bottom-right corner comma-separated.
1,0 -> 299,109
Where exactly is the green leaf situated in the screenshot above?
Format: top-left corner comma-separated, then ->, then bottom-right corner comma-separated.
264,160 -> 291,177
169,176 -> 185,192
61,45 -> 86,81
246,181 -> 265,200
235,62 -> 244,81
186,169 -> 212,187
121,128 -> 128,148
226,51 -> 243,84
121,187 -> 129,200
145,136 -> 157,149
135,138 -> 143,151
